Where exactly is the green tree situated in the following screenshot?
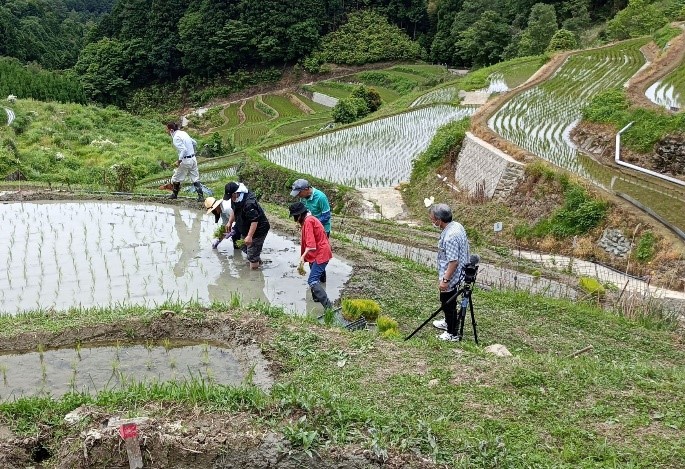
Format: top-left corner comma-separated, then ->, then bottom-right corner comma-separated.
518,3 -> 558,56
74,39 -> 132,106
332,97 -> 369,124
351,85 -> 382,112
319,10 -> 422,65
546,28 -> 579,52
455,10 -> 510,66
561,0 -> 591,33
606,0 -> 667,40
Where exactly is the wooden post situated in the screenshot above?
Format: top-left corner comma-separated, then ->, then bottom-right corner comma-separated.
119,423 -> 144,469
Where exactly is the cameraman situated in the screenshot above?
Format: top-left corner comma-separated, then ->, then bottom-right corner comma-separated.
429,204 -> 470,342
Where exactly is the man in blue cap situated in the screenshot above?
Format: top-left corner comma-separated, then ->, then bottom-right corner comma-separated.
290,178 -> 331,282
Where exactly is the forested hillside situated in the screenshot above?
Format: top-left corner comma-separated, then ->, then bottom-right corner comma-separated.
0,0 -> 114,69
2,0 -> 683,110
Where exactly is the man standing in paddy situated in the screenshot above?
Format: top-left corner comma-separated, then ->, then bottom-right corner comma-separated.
290,178 -> 332,283
165,122 -> 204,202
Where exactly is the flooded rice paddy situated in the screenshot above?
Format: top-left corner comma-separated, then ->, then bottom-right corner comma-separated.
0,202 -> 352,315
0,340 -> 272,400
264,105 -> 475,188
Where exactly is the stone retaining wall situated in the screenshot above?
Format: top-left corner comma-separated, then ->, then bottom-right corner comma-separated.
454,132 -> 525,199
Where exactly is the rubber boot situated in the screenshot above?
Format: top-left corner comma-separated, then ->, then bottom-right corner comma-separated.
310,282 -> 332,309
193,181 -> 204,202
167,182 -> 180,199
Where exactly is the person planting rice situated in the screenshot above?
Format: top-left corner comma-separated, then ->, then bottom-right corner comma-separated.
204,197 -> 241,249
224,182 -> 270,269
290,178 -> 332,283
289,201 -> 333,310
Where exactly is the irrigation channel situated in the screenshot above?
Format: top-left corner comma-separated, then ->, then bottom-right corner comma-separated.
0,201 -> 352,316
488,40 -> 685,236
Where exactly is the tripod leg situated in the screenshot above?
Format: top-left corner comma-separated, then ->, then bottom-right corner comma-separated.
457,296 -> 468,340
469,296 -> 478,345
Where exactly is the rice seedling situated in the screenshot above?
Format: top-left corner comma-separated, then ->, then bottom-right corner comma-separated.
229,292 -> 242,308
162,338 -> 172,353
201,344 -> 210,366
0,364 -> 7,385
75,341 -> 82,360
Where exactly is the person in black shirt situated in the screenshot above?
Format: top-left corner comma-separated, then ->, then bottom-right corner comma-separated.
223,182 -> 270,269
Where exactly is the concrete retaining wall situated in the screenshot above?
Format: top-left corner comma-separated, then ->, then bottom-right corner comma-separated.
454,132 -> 525,199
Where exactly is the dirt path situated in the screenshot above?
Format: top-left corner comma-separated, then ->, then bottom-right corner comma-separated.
237,100 -> 247,125
358,187 -> 411,222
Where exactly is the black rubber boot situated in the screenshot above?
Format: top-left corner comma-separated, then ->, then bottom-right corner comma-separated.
310,283 -> 332,309
193,181 -> 204,202
167,182 -> 180,199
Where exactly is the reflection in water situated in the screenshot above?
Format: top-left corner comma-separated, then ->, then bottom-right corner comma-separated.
0,202 -> 352,316
172,209 -> 202,278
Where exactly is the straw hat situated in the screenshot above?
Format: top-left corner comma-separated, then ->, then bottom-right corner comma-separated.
204,197 -> 223,223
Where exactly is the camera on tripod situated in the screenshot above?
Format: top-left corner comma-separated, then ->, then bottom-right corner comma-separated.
460,254 -> 480,286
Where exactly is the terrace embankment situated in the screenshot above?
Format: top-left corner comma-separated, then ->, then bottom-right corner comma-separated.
571,121 -> 685,183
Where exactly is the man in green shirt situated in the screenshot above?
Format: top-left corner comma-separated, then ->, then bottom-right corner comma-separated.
291,178 -> 331,283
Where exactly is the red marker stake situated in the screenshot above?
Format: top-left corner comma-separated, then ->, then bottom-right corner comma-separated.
119,423 -> 144,468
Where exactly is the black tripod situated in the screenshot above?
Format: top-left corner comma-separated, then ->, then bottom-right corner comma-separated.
405,257 -> 480,343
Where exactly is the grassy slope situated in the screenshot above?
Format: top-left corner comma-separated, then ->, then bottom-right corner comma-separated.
0,99 -> 173,185
0,212 -> 683,466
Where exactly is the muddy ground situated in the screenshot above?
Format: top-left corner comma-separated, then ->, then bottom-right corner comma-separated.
0,311 -> 435,468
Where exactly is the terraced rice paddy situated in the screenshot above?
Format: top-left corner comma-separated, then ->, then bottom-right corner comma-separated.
242,98 -> 271,123
264,105 -> 475,188
262,95 -> 305,117
234,124 -> 270,146
411,87 -> 461,107
645,62 -> 685,109
0,341 -> 271,399
489,38 -> 685,232
0,202 -> 352,315
489,40 -> 647,173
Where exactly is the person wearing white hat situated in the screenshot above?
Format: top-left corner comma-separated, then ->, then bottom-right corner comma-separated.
204,196 -> 240,249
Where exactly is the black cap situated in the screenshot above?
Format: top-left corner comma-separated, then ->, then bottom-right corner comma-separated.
223,182 -> 239,200
289,202 -> 308,217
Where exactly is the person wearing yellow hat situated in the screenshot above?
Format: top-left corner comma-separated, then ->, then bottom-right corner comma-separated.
204,196 -> 240,249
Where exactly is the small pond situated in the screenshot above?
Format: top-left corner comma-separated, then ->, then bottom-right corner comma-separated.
0,202 -> 352,315
0,340 -> 272,400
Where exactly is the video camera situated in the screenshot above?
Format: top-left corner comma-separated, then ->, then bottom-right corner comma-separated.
460,254 -> 480,285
